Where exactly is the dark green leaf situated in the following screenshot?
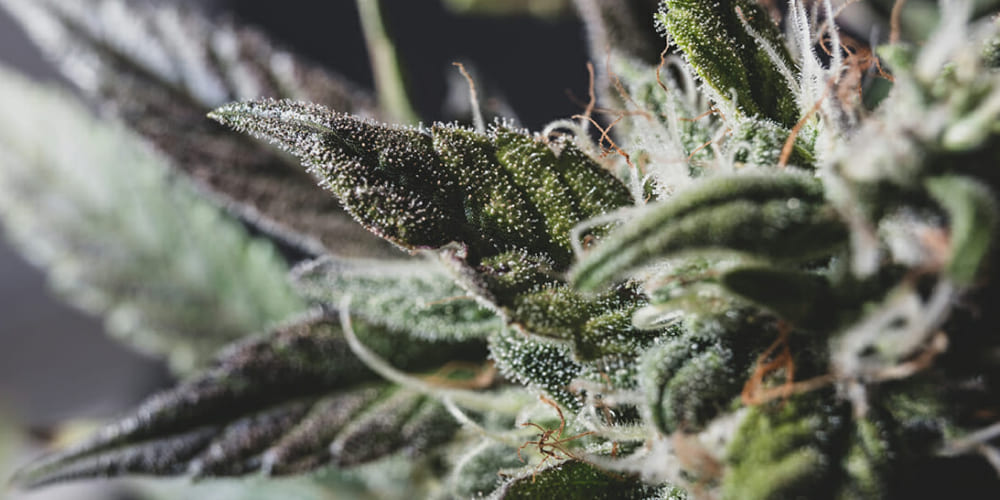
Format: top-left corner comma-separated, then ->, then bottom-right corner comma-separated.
657,0 -> 799,126
721,267 -> 835,330
11,314 -> 486,488
494,460 -> 657,499
210,98 -> 632,269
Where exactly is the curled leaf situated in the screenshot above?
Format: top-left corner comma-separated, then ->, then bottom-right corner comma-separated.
639,311 -> 769,434
724,394 -> 851,500
571,171 -> 847,291
925,175 -> 998,285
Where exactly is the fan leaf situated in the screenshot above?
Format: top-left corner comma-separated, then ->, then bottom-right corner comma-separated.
0,0 -> 396,259
925,175 -> 999,286
11,314 -> 487,488
0,67 -> 303,372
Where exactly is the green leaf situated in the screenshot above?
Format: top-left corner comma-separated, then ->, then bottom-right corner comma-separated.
0,67 -> 303,373
489,327 -> 583,411
721,267 -> 834,330
639,310 -> 769,433
292,256 -> 502,342
210,98 -> 632,269
840,415 -> 895,499
656,0 -> 799,127
508,282 -> 653,361
494,460 -> 657,499
0,0 -> 397,260
925,175 -> 998,285
11,314 -> 486,488
447,442 -> 524,497
571,171 -> 847,291
723,394 -> 851,500
730,117 -> 815,168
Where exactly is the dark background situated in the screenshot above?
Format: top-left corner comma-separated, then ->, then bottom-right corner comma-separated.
0,0 -> 589,436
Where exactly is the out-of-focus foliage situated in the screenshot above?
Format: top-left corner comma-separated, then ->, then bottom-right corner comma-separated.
0,67 -> 304,374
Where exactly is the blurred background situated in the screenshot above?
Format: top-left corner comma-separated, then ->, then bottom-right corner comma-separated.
0,0 -> 589,498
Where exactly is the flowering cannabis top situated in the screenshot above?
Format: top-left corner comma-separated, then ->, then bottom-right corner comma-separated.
1,0 -> 998,498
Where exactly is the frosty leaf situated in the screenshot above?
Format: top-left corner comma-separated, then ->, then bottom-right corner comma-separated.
493,460 -> 657,499
0,67 -> 303,373
210,98 -> 632,269
657,0 -> 799,127
489,327 -> 583,410
292,256 -> 502,342
446,442 -> 524,498
11,314 -> 485,488
724,394 -> 851,500
925,175 -> 999,286
0,0 -> 396,259
571,171 -> 847,291
507,282 -> 655,361
639,310 -> 770,434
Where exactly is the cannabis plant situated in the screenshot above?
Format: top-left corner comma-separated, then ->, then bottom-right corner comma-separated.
2,0 -> 999,498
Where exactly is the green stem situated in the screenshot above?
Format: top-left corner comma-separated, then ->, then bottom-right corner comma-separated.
356,0 -> 419,124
